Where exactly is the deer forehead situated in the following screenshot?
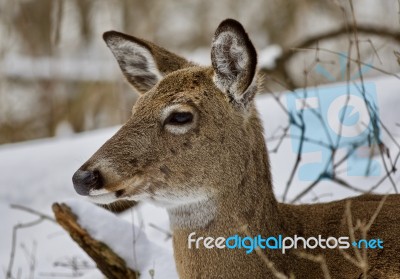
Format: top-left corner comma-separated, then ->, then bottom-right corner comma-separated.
132,67 -> 227,115
157,70 -> 214,100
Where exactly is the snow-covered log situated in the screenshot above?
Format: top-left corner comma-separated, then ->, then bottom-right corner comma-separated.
52,203 -> 137,279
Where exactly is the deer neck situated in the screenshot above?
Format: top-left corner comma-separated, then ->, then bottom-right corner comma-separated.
167,125 -> 290,278
167,121 -> 286,242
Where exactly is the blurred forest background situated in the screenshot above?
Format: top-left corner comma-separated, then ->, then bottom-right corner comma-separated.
0,0 -> 399,144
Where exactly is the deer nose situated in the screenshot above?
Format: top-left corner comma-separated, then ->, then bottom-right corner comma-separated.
72,169 -> 103,196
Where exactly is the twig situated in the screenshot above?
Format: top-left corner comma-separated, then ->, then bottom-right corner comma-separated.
20,242 -> 37,279
148,223 -> 173,240
268,24 -> 400,75
233,216 -> 293,279
10,204 -> 56,223
6,204 -> 58,279
295,252 -> 331,279
6,218 -> 44,279
291,47 -> 400,79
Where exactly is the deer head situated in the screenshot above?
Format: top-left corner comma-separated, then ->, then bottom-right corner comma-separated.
72,19 -> 264,213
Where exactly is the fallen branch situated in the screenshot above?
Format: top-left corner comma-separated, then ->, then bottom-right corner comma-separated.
52,203 -> 137,279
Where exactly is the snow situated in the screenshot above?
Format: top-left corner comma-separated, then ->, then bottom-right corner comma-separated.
66,199 -> 178,278
1,74 -> 399,278
1,49 -> 221,81
0,54 -> 119,82
55,121 -> 76,138
0,128 -> 119,278
258,44 -> 282,69
183,48 -> 211,66
0,125 -> 177,278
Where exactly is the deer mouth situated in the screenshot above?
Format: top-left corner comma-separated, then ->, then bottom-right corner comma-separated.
86,176 -> 152,205
87,189 -> 119,204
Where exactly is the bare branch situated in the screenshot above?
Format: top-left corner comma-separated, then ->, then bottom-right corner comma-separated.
295,252 -> 331,279
6,219 -> 44,279
10,204 -> 56,223
268,24 -> 400,75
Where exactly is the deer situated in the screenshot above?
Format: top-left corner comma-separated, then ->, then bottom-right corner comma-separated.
72,19 -> 400,278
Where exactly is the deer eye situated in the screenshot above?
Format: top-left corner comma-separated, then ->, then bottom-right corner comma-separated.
165,112 -> 193,125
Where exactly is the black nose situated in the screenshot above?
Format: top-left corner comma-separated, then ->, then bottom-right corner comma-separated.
72,169 -> 102,196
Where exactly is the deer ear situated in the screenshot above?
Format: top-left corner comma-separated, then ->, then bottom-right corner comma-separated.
211,19 -> 258,108
103,31 -> 190,94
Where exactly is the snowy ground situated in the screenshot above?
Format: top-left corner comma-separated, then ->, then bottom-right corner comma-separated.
1,74 -> 399,278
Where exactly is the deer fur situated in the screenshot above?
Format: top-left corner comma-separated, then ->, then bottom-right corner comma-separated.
73,19 -> 400,278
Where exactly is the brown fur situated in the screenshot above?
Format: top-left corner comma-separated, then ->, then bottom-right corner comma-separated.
74,19 -> 400,278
